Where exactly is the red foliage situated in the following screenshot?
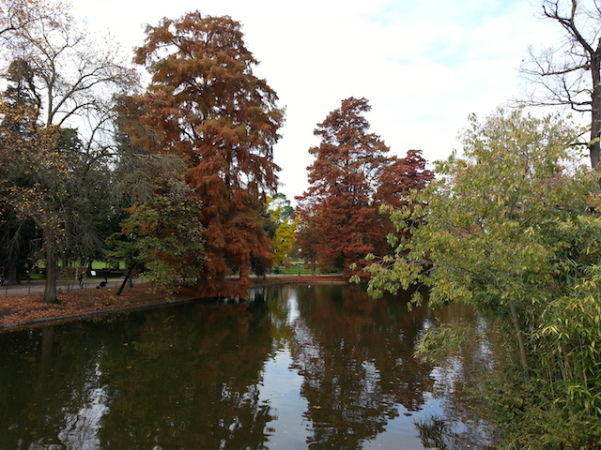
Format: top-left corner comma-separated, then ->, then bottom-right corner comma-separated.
296,98 -> 433,275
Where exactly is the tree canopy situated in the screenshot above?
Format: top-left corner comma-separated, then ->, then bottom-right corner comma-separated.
296,97 -> 432,275
126,11 -> 285,292
0,0 -> 136,301
365,108 -> 601,446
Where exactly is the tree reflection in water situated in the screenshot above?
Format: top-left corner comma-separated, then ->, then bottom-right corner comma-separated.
0,284 -> 493,449
288,285 -> 434,448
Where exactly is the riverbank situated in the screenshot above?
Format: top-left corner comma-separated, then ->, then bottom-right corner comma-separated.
0,275 -> 346,332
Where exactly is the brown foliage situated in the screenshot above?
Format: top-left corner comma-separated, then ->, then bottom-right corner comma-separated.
124,12 -> 285,290
296,97 -> 433,275
0,283 -> 183,329
0,276 -> 345,330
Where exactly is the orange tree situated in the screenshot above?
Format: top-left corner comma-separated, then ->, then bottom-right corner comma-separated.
126,12 -> 284,292
296,97 -> 432,276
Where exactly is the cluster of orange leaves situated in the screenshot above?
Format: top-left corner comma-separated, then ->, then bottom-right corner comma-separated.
0,283 -> 187,329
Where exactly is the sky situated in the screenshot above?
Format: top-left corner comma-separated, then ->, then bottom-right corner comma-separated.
70,0 -> 559,202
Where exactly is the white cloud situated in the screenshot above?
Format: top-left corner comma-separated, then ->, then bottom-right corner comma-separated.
70,0 -> 565,201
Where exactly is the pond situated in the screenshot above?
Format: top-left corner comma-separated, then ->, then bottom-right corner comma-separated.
0,283 -> 493,449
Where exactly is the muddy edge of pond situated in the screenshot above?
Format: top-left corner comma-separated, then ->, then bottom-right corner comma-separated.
0,276 -> 347,333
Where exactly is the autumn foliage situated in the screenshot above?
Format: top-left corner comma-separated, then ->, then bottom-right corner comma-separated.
0,0 -> 134,302
266,194 -> 299,268
296,97 -> 433,275
125,12 -> 284,293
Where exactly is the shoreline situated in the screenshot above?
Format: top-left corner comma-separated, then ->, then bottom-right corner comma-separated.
0,275 -> 347,333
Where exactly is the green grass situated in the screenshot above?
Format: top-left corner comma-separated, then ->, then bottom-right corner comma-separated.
26,259 -> 126,281
272,262 -> 341,276
35,259 -> 125,271
90,260 -> 124,270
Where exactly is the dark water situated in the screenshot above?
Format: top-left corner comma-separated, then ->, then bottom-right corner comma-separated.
0,284 -> 492,449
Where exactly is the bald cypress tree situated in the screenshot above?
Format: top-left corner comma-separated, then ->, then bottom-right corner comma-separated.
296,97 -> 432,275
130,12 -> 285,292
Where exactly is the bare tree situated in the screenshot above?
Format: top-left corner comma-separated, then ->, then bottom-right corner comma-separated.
3,1 -> 137,139
522,0 -> 601,171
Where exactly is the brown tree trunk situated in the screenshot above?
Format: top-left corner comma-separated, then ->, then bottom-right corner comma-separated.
43,238 -> 58,303
116,265 -> 135,296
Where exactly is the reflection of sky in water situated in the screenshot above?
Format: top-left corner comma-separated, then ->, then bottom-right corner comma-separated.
261,346 -> 452,450
260,349 -> 310,450
287,291 -> 300,324
57,361 -> 109,450
0,285 -> 491,449
365,395 -> 443,449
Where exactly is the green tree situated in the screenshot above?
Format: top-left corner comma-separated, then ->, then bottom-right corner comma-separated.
107,148 -> 205,294
0,208 -> 36,283
0,89 -> 68,301
266,194 -> 298,269
0,58 -> 40,284
365,108 -> 601,447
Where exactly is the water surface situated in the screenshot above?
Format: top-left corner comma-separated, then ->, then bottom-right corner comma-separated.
0,284 -> 492,449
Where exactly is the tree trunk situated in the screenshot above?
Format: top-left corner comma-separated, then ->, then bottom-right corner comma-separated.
43,239 -> 59,303
239,254 -> 251,286
589,56 -> 601,175
116,265 -> 134,296
4,263 -> 19,285
509,302 -> 528,373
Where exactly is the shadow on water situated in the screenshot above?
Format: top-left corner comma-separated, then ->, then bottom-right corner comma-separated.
0,284 -> 493,449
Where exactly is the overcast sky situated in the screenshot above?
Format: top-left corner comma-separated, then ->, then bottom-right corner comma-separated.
71,0 -> 559,201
